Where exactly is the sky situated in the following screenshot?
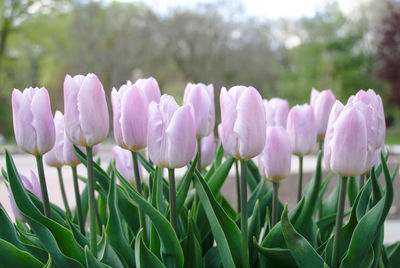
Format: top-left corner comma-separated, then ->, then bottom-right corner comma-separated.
113,0 -> 370,19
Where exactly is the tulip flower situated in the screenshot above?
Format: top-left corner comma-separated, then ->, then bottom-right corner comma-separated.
134,77 -> 161,104
219,86 -> 266,160
112,146 -> 135,182
263,98 -> 289,128
64,73 -> 109,147
12,87 -> 56,155
183,82 -> 215,138
347,89 -> 385,148
44,111 -> 71,218
9,171 -> 42,221
148,94 -> 196,232
220,85 -> 265,267
12,86 -> 56,218
286,104 -> 316,202
111,83 -> 149,151
257,126 -> 291,226
64,73 -> 109,256
200,132 -> 215,168
324,100 -> 378,268
310,88 -> 336,140
148,94 -> 196,169
184,82 -> 215,172
257,127 -> 291,182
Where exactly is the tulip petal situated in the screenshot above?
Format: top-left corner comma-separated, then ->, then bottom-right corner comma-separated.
234,87 -> 266,160
120,85 -> 148,151
147,102 -> 168,167
12,89 -> 37,154
64,75 -> 85,145
166,105 -> 196,168
30,87 -> 56,155
111,88 -> 124,148
331,108 -> 367,176
220,87 -> 239,158
77,73 -> 109,146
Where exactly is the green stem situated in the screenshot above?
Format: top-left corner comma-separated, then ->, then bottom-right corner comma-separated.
240,160 -> 249,268
57,167 -> 71,218
168,168 -> 177,233
319,139 -> 323,152
235,159 -> 241,213
297,156 -> 303,202
193,138 -> 202,212
272,182 -> 280,226
359,174 -> 365,191
132,151 -> 147,244
35,155 -> 51,218
332,176 -> 348,268
71,166 -> 85,235
86,146 -> 97,256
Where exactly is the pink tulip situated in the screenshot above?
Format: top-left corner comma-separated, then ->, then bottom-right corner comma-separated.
310,88 -> 336,139
220,86 -> 266,160
12,87 -> 55,155
324,101 -> 377,176
9,171 -> 42,221
347,89 -> 385,148
323,100 -> 344,169
200,132 -> 215,168
263,98 -> 289,128
112,146 -> 138,182
63,73 -> 109,147
183,83 -> 215,138
111,83 -> 149,151
147,95 -> 196,168
134,77 -> 161,104
286,104 -> 317,156
44,111 -> 65,167
257,127 -> 291,182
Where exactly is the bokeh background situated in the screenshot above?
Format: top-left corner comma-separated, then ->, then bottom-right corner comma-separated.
0,0 -> 399,142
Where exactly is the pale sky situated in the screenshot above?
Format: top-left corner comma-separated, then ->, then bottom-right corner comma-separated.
113,0 -> 369,19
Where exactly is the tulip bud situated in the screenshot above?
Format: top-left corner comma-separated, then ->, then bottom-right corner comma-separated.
63,73 -> 109,147
200,132 -> 215,168
12,87 -> 56,155
257,127 -> 291,182
147,95 -> 197,168
44,111 -> 65,167
112,146 -> 136,182
263,98 -> 289,128
347,89 -> 385,148
310,88 -> 336,139
134,77 -> 161,104
183,82 -> 215,138
111,83 -> 149,151
324,100 -> 377,176
9,171 -> 42,221
220,86 -> 266,160
286,104 -> 317,156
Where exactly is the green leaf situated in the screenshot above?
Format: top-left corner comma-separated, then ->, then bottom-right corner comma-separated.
207,157 -> 235,195
114,165 -> 184,267
252,238 -> 297,268
181,214 -> 203,268
248,200 -> 261,266
356,179 -> 372,221
340,153 -> 394,268
84,246 -> 111,268
193,169 -> 243,268
6,151 -> 85,268
0,238 -> 43,268
281,205 -> 326,268
176,156 -> 197,213
135,229 -> 165,268
347,176 -> 358,207
321,178 -> 340,218
105,175 -> 135,266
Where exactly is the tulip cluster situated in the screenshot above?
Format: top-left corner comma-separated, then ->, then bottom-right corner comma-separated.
7,70 -> 392,268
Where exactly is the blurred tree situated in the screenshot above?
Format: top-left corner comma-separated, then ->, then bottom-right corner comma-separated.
377,3 -> 400,112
